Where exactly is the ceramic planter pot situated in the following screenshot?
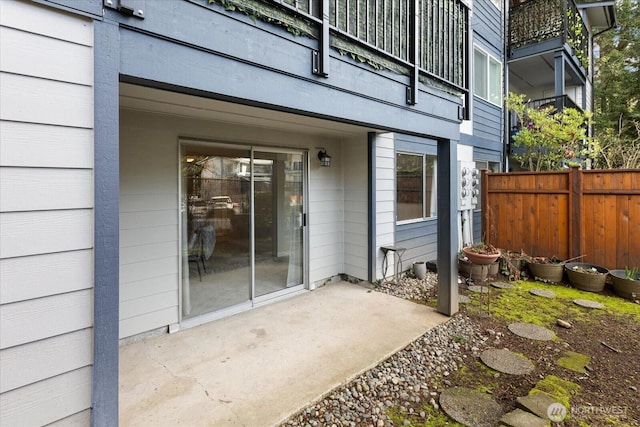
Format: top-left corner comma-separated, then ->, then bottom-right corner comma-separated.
413,261 -> 427,280
609,269 -> 640,300
528,261 -> 565,283
462,247 -> 500,265
488,261 -> 500,277
565,262 -> 609,292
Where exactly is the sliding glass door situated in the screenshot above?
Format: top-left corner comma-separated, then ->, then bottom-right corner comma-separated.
253,150 -> 304,299
180,143 -> 305,319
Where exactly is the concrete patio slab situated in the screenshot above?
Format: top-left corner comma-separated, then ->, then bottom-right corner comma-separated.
119,281 -> 448,426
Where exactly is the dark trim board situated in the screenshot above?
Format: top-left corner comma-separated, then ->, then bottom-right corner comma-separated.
368,132 -> 376,282
92,20 -> 120,426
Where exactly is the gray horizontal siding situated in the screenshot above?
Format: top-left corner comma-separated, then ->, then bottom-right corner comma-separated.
396,220 -> 439,268
473,0 -> 503,53
472,98 -> 502,141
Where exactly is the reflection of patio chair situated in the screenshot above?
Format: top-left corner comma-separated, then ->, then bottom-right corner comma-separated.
188,225 -> 216,281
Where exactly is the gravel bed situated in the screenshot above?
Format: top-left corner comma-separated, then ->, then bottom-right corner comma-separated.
281,274 -> 489,427
373,271 -> 439,302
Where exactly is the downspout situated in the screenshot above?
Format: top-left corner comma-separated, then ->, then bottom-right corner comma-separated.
503,0 -> 510,172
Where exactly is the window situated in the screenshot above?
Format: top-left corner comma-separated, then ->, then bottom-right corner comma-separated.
473,47 -> 502,106
396,153 -> 437,222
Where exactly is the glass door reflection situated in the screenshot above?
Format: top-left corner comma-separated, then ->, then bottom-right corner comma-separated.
253,151 -> 304,298
181,145 -> 251,318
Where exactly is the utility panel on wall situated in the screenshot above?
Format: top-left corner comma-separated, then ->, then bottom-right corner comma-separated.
458,161 -> 479,211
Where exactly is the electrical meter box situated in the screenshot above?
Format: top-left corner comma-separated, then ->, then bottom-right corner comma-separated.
458,161 -> 479,210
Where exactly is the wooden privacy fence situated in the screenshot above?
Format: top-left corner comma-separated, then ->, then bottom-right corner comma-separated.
481,167 -> 640,270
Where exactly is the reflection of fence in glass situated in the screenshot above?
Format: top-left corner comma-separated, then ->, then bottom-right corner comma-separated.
396,153 -> 437,221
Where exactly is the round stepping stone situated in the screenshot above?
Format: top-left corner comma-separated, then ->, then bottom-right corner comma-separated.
480,348 -> 535,375
573,299 -> 604,309
468,285 -> 489,294
491,281 -> 514,289
501,408 -> 548,427
439,387 -> 504,427
459,295 -> 471,304
508,322 -> 556,341
530,288 -> 556,298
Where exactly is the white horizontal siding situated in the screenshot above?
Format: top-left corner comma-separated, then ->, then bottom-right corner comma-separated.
0,121 -> 93,168
0,329 -> 93,393
0,366 -> 92,427
0,2 -> 94,423
0,290 -> 93,350
0,73 -> 93,128
0,210 -> 93,259
0,168 -> 93,212
119,275 -> 177,302
374,134 -> 396,280
120,257 -> 178,284
0,250 -> 92,304
47,410 -> 91,427
119,307 -> 178,339
120,290 -> 177,321
308,144 -> 344,282
0,26 -> 93,85
0,1 -> 93,46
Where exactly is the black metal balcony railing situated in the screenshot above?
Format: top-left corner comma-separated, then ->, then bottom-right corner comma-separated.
527,94 -> 581,112
260,0 -> 469,92
509,0 -> 589,69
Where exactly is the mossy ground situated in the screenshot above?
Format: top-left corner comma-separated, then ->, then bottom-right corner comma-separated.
529,375 -> 581,410
556,351 -> 591,373
465,280 -> 640,328
387,404 -> 465,427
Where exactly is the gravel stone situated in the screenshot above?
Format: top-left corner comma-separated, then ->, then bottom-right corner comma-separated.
281,273 -> 488,426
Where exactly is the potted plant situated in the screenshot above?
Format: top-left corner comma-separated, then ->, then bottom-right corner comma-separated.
528,256 -> 565,283
565,262 -> 609,292
609,267 -> 640,300
462,243 -> 500,265
500,250 -> 529,280
458,255 -> 489,281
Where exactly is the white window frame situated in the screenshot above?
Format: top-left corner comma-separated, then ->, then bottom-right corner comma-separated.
473,45 -> 502,107
396,152 -> 438,224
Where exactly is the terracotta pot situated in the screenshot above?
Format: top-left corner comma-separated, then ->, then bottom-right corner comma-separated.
462,247 -> 500,265
528,261 -> 565,283
565,262 -> 609,292
609,269 -> 640,300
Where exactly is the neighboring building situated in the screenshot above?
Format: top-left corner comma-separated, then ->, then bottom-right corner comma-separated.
1,0 -> 504,424
506,0 -> 617,170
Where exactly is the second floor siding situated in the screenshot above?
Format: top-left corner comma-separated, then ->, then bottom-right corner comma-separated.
472,98 -> 503,141
472,0 -> 504,52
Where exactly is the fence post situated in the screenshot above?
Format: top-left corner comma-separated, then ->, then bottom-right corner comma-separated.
481,169 -> 489,244
569,166 -> 583,259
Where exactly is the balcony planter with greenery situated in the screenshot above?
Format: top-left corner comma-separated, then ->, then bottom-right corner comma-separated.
565,262 -> 609,292
609,267 -> 640,300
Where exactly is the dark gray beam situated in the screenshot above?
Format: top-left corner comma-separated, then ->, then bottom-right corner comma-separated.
436,139 -> 459,316
92,19 -> 120,426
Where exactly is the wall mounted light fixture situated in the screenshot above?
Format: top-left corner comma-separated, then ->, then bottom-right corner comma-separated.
317,149 -> 331,167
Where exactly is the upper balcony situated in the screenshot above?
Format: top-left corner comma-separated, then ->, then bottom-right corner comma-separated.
211,0 -> 470,105
508,0 -> 589,70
